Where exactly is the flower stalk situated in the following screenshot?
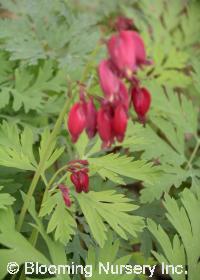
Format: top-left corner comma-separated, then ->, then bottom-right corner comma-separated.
16,90 -> 72,232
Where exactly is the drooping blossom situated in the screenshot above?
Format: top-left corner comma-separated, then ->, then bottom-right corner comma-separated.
98,59 -> 120,101
107,30 -> 147,78
67,97 -> 97,142
67,102 -> 86,142
59,185 -> 71,207
97,101 -> 129,146
130,31 -> 146,66
107,31 -> 136,77
70,170 -> 89,193
97,105 -> 114,147
116,81 -> 130,111
68,159 -> 90,193
131,87 -> 151,121
113,104 -> 128,142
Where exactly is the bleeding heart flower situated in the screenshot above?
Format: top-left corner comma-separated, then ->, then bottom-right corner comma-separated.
113,104 -> 128,142
67,102 -> 86,142
117,81 -> 130,111
86,98 -> 97,138
131,87 -> 151,121
59,185 -> 71,207
98,59 -> 120,101
97,106 -> 114,147
70,170 -> 89,193
107,31 -> 136,77
130,31 -> 146,65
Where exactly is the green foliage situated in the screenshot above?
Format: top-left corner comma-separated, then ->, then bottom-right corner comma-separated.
74,131 -> 160,185
0,51 -> 13,85
148,189 -> 200,280
86,232 -> 134,279
0,207 -> 49,279
0,121 -> 37,170
191,59 -> 200,101
123,84 -> 199,203
28,196 -> 70,269
0,0 -> 100,75
40,191 -> 76,244
39,128 -> 65,172
76,190 -> 144,247
149,84 -> 198,134
179,0 -> 200,49
0,1 -> 199,279
89,153 -> 160,185
130,1 -> 200,88
0,121 -> 64,172
0,186 -> 15,209
0,61 -> 66,113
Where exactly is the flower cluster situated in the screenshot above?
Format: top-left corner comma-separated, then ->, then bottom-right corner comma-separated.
63,17 -> 152,206
59,160 -> 89,207
67,17 -> 151,147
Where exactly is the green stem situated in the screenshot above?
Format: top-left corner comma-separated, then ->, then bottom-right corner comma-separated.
16,43 -> 101,279
14,156 -> 70,280
18,268 -> 25,280
27,170 -> 69,246
16,94 -> 71,232
39,172 -> 69,216
17,227 -> 40,280
46,165 -> 69,190
14,172 -> 70,280
186,138 -> 200,169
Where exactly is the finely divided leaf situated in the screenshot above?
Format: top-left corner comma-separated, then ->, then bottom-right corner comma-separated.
86,232 -> 133,280
0,186 -> 15,210
40,192 -> 76,244
76,190 -> 144,247
39,128 -> 64,172
148,189 -> 200,280
89,153 -> 159,185
0,121 -> 37,170
0,207 -> 49,279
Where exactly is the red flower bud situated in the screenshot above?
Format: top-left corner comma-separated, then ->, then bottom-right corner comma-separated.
86,98 -> 97,138
113,104 -> 128,142
67,102 -> 86,142
98,59 -> 120,101
97,106 -> 114,147
70,172 -> 81,193
70,170 -> 89,193
59,185 -> 71,207
114,16 -> 134,31
107,31 -> 136,77
131,87 -> 151,121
